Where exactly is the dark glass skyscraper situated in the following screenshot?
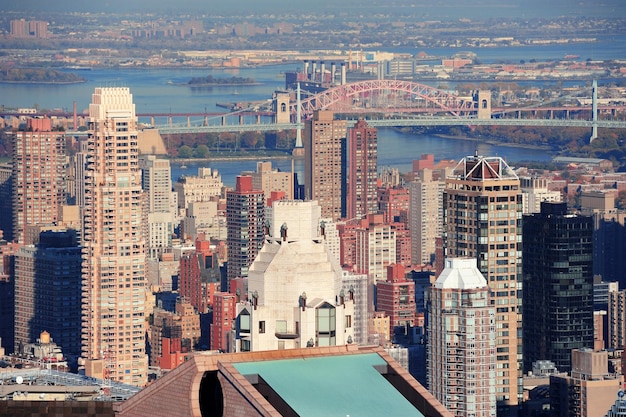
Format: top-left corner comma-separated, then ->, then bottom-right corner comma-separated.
522,202 -> 594,373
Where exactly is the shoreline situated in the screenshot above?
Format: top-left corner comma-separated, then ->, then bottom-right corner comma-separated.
431,133 -> 554,151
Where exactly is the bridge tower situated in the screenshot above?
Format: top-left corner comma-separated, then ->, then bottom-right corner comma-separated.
273,91 -> 291,124
475,90 -> 492,120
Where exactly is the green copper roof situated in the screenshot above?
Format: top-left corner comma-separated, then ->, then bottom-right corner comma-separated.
233,352 -> 425,417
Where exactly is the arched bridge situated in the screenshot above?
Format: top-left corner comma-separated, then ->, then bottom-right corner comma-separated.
289,79 -> 479,118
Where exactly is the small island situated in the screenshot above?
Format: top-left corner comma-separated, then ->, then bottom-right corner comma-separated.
0,67 -> 86,84
187,74 -> 257,86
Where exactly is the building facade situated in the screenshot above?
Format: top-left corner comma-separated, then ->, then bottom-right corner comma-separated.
14,230 -> 82,358
234,200 -> 355,352
226,176 -> 265,284
444,155 -> 522,409
376,264 -> 417,341
523,202 -> 594,373
12,117 -> 66,244
428,258 -> 496,417
81,87 -> 148,386
141,155 -> 175,259
409,169 -> 445,265
347,119 -> 378,220
304,110 -> 348,220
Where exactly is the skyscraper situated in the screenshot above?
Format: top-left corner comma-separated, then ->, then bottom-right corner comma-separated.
12,117 -> 66,243
523,202 -> 594,373
409,169 -> 445,265
444,154 -> 522,410
234,200 -> 354,352
14,230 -> 82,358
429,258 -> 496,417
347,119 -> 378,220
226,176 -> 265,284
140,155 -> 175,259
304,110 -> 347,220
82,87 -> 147,386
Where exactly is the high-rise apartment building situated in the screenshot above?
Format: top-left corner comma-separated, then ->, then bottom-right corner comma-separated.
347,119 -> 378,220
523,202 -> 594,373
179,235 -> 221,314
444,154 -> 522,410
409,169 -> 445,265
12,117 -> 66,243
356,214 -> 396,284
82,87 -> 147,386
14,230 -> 82,358
304,110 -> 347,220
226,176 -> 264,284
140,155 -> 175,259
428,258 -> 496,417
608,289 -> 626,350
0,162 -> 13,241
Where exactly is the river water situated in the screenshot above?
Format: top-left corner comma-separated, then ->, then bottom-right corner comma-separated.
2,39 -> 624,186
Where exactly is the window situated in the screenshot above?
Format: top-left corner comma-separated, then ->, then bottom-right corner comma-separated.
259,321 -> 265,334
316,302 -> 336,346
345,315 -> 352,328
239,309 -> 250,333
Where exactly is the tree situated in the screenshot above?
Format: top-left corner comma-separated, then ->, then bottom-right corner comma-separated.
193,144 -> 210,158
178,145 -> 193,158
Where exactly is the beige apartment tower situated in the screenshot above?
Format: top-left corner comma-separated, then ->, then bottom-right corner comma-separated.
444,155 -> 522,411
82,87 -> 148,386
429,258 -> 496,417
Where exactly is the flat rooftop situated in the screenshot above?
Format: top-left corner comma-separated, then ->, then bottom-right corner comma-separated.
234,352 -> 424,417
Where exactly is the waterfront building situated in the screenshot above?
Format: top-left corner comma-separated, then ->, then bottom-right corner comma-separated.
12,117 -> 66,244
304,110 -> 348,220
376,264 -> 417,341
428,257 -> 496,417
550,349 -> 623,417
233,200 -> 354,352
523,202 -> 594,373
225,176 -> 265,285
444,154 -> 523,409
347,119 -> 378,221
14,230 -> 82,358
81,87 -> 148,386
409,168 -> 445,265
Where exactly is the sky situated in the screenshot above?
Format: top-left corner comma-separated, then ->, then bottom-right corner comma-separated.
1,0 -> 625,19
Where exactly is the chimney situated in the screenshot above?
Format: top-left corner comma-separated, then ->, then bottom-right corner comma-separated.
330,62 -> 336,84
303,60 -> 309,77
311,61 -> 317,81
320,61 -> 325,83
341,63 -> 347,85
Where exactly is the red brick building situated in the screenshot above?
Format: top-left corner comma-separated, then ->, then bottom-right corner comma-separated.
376,264 -> 417,340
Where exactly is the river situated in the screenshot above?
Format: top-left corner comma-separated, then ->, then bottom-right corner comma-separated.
2,40 -> 623,186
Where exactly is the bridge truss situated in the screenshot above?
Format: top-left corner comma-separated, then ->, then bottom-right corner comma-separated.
290,79 -> 478,117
